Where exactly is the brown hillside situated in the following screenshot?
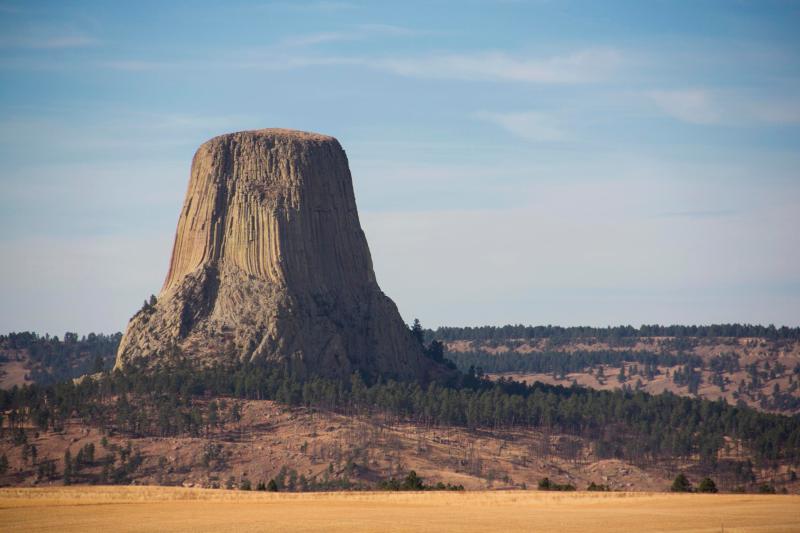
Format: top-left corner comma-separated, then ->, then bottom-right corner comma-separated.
2,399 -> 796,494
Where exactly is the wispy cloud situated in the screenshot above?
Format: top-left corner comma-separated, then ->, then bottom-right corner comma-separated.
98,55 -> 349,72
0,2 -> 22,14
297,1 -> 356,11
272,1 -> 356,12
278,24 -> 428,47
475,110 -> 566,142
745,100 -> 800,125
98,60 -> 173,72
278,31 -> 360,47
648,89 -> 800,126
356,23 -> 421,36
648,89 -> 719,125
656,209 -> 738,219
0,32 -> 98,49
95,46 -> 623,86
371,48 -> 623,83
0,111 -> 249,153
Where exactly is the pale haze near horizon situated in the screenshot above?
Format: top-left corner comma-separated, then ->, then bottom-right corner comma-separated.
1,1 -> 799,336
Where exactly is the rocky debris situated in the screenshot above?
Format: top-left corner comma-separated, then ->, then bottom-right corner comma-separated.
116,129 -> 441,382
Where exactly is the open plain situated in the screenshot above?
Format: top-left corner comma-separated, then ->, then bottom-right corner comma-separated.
0,487 -> 798,533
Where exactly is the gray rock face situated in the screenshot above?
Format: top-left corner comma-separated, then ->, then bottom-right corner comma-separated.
115,129 -> 437,381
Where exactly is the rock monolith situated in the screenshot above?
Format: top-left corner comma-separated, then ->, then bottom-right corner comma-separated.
115,129 -> 439,381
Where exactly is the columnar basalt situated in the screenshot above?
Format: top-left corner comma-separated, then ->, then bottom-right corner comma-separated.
115,129 -> 437,381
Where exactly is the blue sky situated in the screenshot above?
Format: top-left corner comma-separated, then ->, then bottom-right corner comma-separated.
1,0 -> 799,335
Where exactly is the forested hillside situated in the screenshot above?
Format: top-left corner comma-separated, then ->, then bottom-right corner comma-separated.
1,325 -> 798,492
427,324 -> 800,342
0,332 -> 121,387
427,324 -> 800,414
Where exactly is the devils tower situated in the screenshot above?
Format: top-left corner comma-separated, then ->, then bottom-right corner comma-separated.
115,129 -> 437,381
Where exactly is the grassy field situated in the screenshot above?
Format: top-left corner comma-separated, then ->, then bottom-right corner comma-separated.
1,487 -> 798,532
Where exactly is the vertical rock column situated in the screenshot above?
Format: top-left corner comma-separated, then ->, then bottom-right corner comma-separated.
116,129 -> 440,382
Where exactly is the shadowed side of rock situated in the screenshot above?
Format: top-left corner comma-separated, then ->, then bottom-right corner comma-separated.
115,129 -> 444,382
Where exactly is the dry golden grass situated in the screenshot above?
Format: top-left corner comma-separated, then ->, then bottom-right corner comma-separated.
1,487 -> 798,532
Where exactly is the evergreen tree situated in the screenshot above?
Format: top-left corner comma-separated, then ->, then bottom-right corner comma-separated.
63,450 -> 73,485
93,354 -> 104,373
698,477 -> 718,493
400,471 -> 425,491
758,483 -> 776,494
411,319 -> 424,346
671,473 -> 692,492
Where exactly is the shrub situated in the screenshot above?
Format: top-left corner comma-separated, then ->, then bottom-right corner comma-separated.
671,473 -> 692,492
378,471 -> 463,491
758,483 -> 776,494
538,477 -> 575,491
697,477 -> 718,493
400,471 -> 425,491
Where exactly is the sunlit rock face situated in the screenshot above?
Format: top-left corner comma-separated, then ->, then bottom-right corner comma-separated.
116,129 -> 435,381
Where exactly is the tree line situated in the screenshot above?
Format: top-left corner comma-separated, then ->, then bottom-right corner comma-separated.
0,331 -> 121,384
1,359 -> 798,469
427,324 -> 800,342
446,350 -> 702,377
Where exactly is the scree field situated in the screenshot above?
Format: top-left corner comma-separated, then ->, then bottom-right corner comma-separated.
0,487 -> 798,532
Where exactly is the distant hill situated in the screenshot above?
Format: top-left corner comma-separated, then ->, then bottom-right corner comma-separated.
2,324 -> 799,494
0,332 -> 120,387
427,324 -> 800,414
426,323 -> 800,342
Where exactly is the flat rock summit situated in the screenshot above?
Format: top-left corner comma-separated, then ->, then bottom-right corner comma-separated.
115,128 -> 438,381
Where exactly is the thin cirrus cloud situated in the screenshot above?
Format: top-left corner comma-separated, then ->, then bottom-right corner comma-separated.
183,25 -> 616,85
98,46 -> 624,86
474,111 -> 566,142
0,29 -> 98,49
655,209 -> 738,219
250,1 -> 357,12
648,89 -> 800,126
371,47 -> 623,83
648,89 -> 719,125
278,31 -> 360,47
278,24 -> 424,47
279,1 -> 356,12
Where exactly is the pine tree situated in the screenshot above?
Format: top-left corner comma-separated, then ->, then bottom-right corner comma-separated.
698,477 -> 718,493
671,473 -> 692,492
63,450 -> 73,485
411,319 -> 424,346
